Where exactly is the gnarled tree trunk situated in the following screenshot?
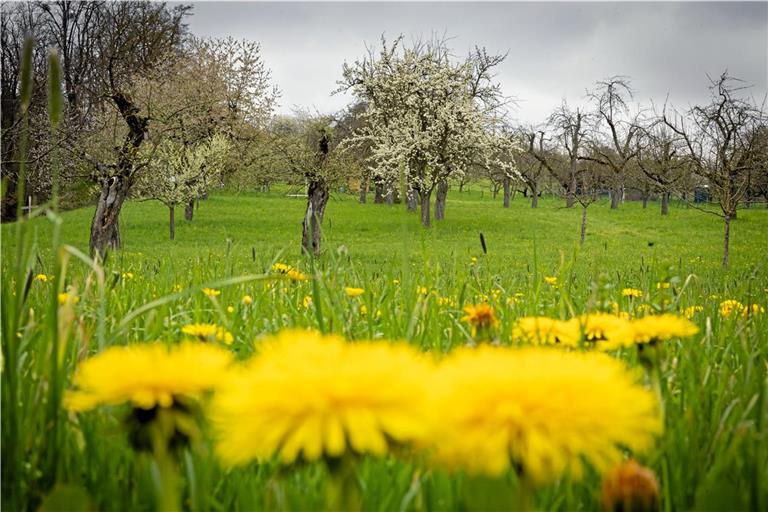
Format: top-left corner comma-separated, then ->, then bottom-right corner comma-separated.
419,189 -> 431,227
530,182 -> 539,208
661,192 -> 670,216
169,205 -> 175,240
301,179 -> 329,256
502,176 -> 511,208
435,179 -> 448,220
89,175 -> 132,255
374,181 -> 385,204
565,175 -> 577,208
722,213 -> 731,267
610,183 -> 622,209
185,198 -> 194,221
406,184 -> 418,212
358,175 -> 368,203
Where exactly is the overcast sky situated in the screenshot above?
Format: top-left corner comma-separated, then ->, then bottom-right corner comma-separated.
180,1 -> 768,124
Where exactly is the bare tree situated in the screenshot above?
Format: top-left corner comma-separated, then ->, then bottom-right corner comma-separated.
584,77 -> 643,209
635,121 -> 690,215
663,72 -> 767,266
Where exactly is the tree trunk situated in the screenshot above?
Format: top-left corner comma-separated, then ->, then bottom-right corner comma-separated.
358,175 -> 368,204
566,174 -> 577,208
406,185 -> 418,212
169,205 -> 175,240
642,194 -> 648,209
661,192 -> 670,216
531,182 -> 539,208
503,176 -> 511,208
374,182 -> 385,204
722,213 -> 731,267
301,179 -> 329,256
435,179 -> 448,220
385,185 -> 394,205
89,175 -> 131,256
185,198 -> 195,221
419,189 -> 431,227
580,206 -> 588,246
492,184 -> 499,199
610,184 -> 622,209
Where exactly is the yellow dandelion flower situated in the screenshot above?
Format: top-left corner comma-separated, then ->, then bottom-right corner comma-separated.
512,317 -> 580,346
34,273 -> 49,282
601,459 -> 660,512
460,304 -> 499,338
271,263 -> 308,281
64,342 -> 233,411
392,278 -> 400,285
622,288 -> 643,298
211,330 -> 432,466
544,276 -> 558,286
470,256 -> 478,265
437,296 -> 457,308
202,288 -> 221,298
719,299 -> 744,317
359,304 -> 368,316
571,313 -> 636,350
302,295 -> 313,309
181,323 -> 234,345
121,272 -> 134,280
635,303 -> 654,315
505,296 -> 519,306
683,305 -> 703,318
427,346 -> 661,482
226,305 -> 235,314
58,292 -> 80,305
416,286 -> 429,296
630,314 -> 698,344
173,284 -> 183,292
241,294 -> 253,305
656,282 -> 671,290
741,303 -> 765,318
345,287 -> 365,298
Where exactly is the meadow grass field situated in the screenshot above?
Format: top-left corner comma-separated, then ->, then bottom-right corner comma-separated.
2,188 -> 768,511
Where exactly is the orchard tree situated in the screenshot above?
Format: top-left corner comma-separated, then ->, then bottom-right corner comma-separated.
339,36 -> 514,227
135,134 -> 229,239
584,77 -> 643,209
635,122 -> 689,215
663,72 -> 767,266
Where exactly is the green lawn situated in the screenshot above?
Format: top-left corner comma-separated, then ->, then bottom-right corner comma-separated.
2,187 -> 767,511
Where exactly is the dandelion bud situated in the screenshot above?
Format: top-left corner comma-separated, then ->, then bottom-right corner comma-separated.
601,459 -> 660,512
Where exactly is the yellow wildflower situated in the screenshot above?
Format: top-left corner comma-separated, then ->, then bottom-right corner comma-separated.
34,274 -> 49,282
271,263 -> 308,282
181,323 -> 234,345
416,286 -> 429,296
345,287 -> 364,298
719,299 -> 744,317
470,256 -> 478,265
460,303 -> 499,338
427,346 -> 661,482
241,294 -> 253,305
226,305 -> 235,314
656,282 -> 671,290
621,288 -> 643,298
630,314 -> 699,344
302,295 -> 313,309
572,313 -> 636,350
437,296 -> 457,308
121,272 -> 134,280
202,288 -> 221,298
58,292 -> 80,305
64,342 -> 232,411
512,316 -> 580,346
683,305 -> 703,318
544,276 -> 558,286
741,303 -> 765,318
211,330 -> 432,466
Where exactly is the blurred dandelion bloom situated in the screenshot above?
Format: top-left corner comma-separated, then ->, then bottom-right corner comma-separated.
122,272 -> 134,280
427,346 -> 661,482
272,262 -> 308,281
621,288 -> 643,298
437,296 -> 457,308
601,459 -> 660,512
34,273 -> 49,282
416,286 -> 429,296
58,292 -> 79,305
718,299 -> 744,317
741,303 -> 765,317
241,294 -> 253,305
573,313 -> 636,350
630,314 -> 698,344
182,323 -> 234,345
544,276 -> 558,286
344,287 -> 364,297
226,305 -> 235,314
656,282 -> 671,290
683,305 -> 703,318
512,316 -> 579,346
460,303 -> 498,338
64,342 -> 232,411
202,287 -> 221,297
211,330 -> 431,466
302,295 -> 313,308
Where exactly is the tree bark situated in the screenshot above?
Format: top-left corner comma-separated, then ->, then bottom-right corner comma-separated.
642,194 -> 648,209
358,175 -> 368,204
610,183 -> 622,209
184,199 -> 195,221
89,175 -> 131,256
406,185 -> 418,212
722,213 -> 731,267
566,174 -> 577,208
580,206 -> 588,245
169,205 -> 175,240
531,182 -> 539,208
661,192 -> 670,216
301,179 -> 329,256
374,181 -> 385,204
435,179 -> 448,220
503,176 -> 511,208
419,189 -> 431,227
385,186 -> 394,205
